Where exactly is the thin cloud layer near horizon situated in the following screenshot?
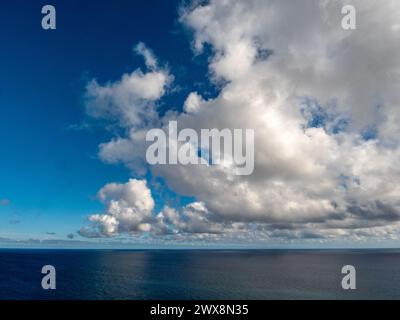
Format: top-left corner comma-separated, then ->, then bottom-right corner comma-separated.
1,0 -> 400,248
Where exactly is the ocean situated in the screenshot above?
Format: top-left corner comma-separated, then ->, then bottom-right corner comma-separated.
0,249 -> 399,300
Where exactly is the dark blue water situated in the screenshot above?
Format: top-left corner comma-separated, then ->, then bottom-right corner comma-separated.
0,249 -> 399,299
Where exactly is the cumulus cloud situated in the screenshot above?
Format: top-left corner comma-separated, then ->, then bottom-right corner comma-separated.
155,202 -> 228,235
85,42 -> 172,128
81,1 -> 400,244
79,179 -> 155,237
183,91 -> 204,113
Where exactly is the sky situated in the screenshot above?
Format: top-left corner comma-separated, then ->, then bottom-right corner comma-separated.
1,0 -> 400,248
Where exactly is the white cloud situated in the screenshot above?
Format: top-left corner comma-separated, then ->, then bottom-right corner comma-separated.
183,92 -> 204,114
81,1 -> 400,244
134,42 -> 158,70
156,202 -> 227,235
85,42 -> 172,128
79,179 -> 154,237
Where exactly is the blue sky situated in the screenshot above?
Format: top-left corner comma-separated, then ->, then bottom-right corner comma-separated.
0,0 -> 209,243
1,0 -> 400,248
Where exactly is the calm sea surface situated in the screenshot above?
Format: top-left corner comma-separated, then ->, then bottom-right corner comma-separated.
0,249 -> 399,299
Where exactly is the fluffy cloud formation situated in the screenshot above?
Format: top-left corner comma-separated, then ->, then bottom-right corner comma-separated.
79,179 -> 154,237
80,0 -> 400,244
85,42 -> 172,128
